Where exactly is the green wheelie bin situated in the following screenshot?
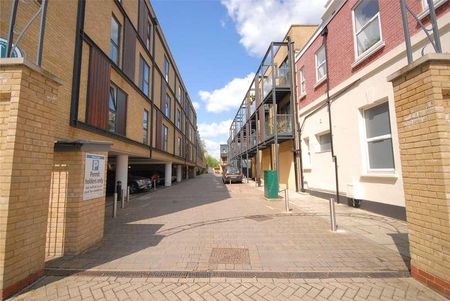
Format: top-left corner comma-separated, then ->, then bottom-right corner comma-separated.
264,170 -> 279,199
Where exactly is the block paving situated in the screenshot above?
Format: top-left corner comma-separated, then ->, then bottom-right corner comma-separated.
11,174 -> 448,300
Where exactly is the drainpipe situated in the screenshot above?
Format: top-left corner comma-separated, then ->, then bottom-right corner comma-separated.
321,27 -> 340,203
287,36 -> 303,192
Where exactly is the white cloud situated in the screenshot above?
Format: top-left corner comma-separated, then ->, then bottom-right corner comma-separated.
221,0 -> 327,56
198,119 -> 232,139
199,73 -> 254,113
192,101 -> 200,110
203,139 -> 224,160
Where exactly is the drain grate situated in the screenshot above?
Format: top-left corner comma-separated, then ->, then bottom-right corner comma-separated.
209,248 -> 250,265
45,269 -> 411,279
245,215 -> 273,222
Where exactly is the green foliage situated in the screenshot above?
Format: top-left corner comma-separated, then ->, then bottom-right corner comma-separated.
206,154 -> 219,168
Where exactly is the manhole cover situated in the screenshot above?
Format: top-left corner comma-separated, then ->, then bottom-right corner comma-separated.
246,215 -> 272,222
209,248 -> 250,265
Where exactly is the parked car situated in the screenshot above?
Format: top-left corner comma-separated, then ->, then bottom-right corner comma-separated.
222,166 -> 243,184
128,175 -> 152,194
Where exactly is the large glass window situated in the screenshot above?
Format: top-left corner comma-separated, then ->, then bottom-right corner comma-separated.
164,57 -> 170,82
143,109 -> 149,145
176,108 -> 181,128
162,125 -> 169,151
315,46 -> 327,82
165,94 -> 171,118
108,85 -> 118,132
353,0 -> 382,57
110,16 -> 121,65
140,57 -> 150,96
363,102 -> 394,170
177,137 -> 182,156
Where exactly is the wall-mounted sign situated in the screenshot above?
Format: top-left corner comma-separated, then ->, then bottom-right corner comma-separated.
83,154 -> 105,201
0,38 -> 23,58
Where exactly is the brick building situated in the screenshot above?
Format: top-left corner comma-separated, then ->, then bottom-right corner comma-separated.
294,0 -> 449,219
0,0 -> 205,298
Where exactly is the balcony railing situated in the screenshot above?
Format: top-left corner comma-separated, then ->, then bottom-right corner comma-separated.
261,67 -> 291,99
264,114 -> 292,138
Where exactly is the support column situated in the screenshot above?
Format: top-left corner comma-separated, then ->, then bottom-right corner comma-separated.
0,60 -> 60,299
176,165 -> 182,182
388,54 -> 450,298
115,155 -> 128,193
185,165 -> 189,180
165,162 -> 172,187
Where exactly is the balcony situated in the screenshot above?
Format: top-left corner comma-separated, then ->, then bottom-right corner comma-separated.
264,114 -> 293,139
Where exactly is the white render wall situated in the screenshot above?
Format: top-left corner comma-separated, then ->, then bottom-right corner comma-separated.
299,12 -> 450,208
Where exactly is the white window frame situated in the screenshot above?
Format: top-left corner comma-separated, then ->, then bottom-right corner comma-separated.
140,57 -> 150,97
303,137 -> 311,169
165,94 -> 171,118
316,131 -> 332,153
352,0 -> 383,61
315,46 -> 327,83
110,15 -> 121,66
361,101 -> 395,173
299,67 -> 306,96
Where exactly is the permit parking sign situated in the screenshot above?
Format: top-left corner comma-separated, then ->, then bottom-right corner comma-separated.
83,154 -> 105,201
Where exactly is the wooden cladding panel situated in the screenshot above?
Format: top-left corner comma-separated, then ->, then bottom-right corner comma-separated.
123,18 -> 136,80
87,46 -> 111,129
138,0 -> 148,41
116,89 -> 128,136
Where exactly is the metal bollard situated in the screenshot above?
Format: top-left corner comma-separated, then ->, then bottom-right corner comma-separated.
285,189 -> 289,212
329,198 -> 337,231
126,186 -> 130,203
113,192 -> 118,218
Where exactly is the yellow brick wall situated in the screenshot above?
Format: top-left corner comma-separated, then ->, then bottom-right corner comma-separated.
0,62 -> 60,293
46,150 -> 108,258
390,57 -> 450,283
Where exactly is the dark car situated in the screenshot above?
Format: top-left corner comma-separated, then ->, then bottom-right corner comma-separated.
128,175 -> 152,194
222,166 -> 243,184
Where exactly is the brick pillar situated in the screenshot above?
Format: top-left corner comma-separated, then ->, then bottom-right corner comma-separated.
0,59 -> 61,299
46,148 -> 110,258
388,54 -> 450,298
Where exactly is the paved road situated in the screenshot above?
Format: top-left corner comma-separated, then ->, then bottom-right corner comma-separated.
13,174 -> 446,300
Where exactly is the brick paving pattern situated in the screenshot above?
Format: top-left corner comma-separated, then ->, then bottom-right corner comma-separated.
13,275 -> 447,300
12,174 -> 448,300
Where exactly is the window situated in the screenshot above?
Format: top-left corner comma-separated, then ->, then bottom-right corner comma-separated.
146,18 -> 152,50
177,137 -> 182,156
108,85 -> 118,132
315,46 -> 327,82
143,109 -> 149,144
303,138 -> 311,168
318,132 -> 331,152
363,102 -> 394,170
140,57 -> 150,96
110,16 -> 121,65
353,0 -> 382,58
177,85 -> 182,101
164,94 -> 171,118
299,67 -> 306,96
162,125 -> 169,151
164,57 -> 169,82
176,108 -> 181,128
422,0 -> 442,9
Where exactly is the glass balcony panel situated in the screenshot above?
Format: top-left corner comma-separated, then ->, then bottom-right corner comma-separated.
263,114 -> 293,139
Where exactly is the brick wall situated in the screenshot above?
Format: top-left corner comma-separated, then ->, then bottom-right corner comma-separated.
389,54 -> 450,298
46,150 -> 108,258
296,0 -> 450,109
0,60 -> 60,299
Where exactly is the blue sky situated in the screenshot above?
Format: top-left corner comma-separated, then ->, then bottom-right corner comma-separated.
152,0 -> 326,159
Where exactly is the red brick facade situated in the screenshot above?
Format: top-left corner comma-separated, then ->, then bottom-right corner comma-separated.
296,0 -> 450,109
